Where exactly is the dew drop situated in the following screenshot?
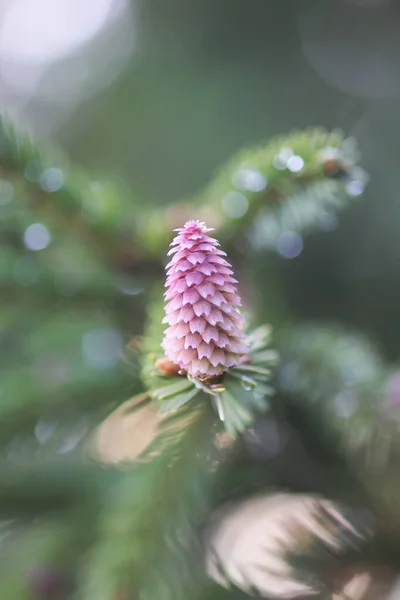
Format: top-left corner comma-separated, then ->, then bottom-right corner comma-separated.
241,383 -> 252,391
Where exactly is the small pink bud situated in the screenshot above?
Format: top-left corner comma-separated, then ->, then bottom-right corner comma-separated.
162,221 -> 248,378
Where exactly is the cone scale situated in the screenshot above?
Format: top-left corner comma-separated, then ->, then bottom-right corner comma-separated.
162,221 -> 248,378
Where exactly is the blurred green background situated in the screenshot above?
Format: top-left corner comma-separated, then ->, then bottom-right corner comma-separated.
2,1 -> 400,597
9,0 -> 396,358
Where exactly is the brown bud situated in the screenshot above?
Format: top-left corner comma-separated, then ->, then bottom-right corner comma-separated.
155,357 -> 181,377
322,158 -> 349,179
241,355 -> 253,365
323,158 -> 339,174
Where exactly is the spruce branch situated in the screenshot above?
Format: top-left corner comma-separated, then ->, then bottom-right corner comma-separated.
0,114 -> 154,296
0,115 -> 137,235
137,128 -> 367,256
0,116 -> 145,438
0,461 -> 109,515
0,305 -> 134,441
199,129 -> 366,249
79,402 -> 221,600
0,116 -> 367,266
0,114 -> 376,600
278,325 -> 400,530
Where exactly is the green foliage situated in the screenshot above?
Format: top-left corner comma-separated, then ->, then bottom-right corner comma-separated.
127,128 -> 367,257
0,115 -> 138,235
79,402 -> 220,600
142,318 -> 278,436
140,292 -> 168,391
0,116 -> 145,441
215,326 -> 277,436
196,129 -> 367,248
279,325 -> 400,517
0,113 -> 381,600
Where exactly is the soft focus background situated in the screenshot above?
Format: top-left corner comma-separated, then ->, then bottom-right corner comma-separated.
2,0 -> 400,356
2,1 -> 400,599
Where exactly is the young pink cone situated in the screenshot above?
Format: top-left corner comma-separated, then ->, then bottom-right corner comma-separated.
162,220 -> 248,378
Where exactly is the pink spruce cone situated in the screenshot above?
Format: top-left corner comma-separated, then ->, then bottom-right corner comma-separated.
162,220 -> 249,378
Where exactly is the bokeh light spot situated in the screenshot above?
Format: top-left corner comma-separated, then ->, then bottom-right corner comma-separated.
273,147 -> 293,170
346,180 -> 365,196
232,167 -> 267,192
221,191 -> 249,219
0,0 -> 120,64
82,328 -> 123,369
287,155 -> 305,172
276,231 -> 303,259
23,223 -> 51,251
40,168 -> 64,192
299,1 -> 400,99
